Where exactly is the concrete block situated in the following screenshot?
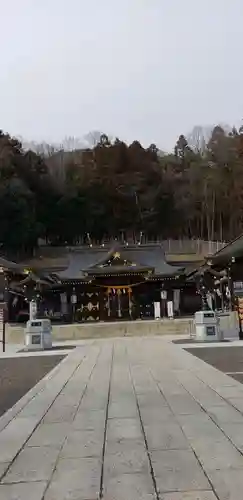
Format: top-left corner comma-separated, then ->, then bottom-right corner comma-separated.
208,469 -> 243,500
207,405 -> 243,425
228,397 -> 243,413
60,430 -> 104,458
43,404 -> 78,423
160,493 -> 217,500
44,457 -> 101,500
108,401 -> 138,419
110,393 -> 135,404
144,423 -> 189,451
140,406 -> 175,424
165,394 -> 203,415
80,396 -> 107,411
137,393 -> 168,407
0,464 -> 10,482
178,414 -> 226,442
190,438 -> 243,471
72,409 -> 106,430
105,438 -> 145,456
0,417 -> 40,464
220,423 -> 243,452
104,447 -> 149,477
0,482 -> 47,500
151,449 -> 210,492
107,418 -> 142,441
103,472 -> 155,500
27,422 -> 70,448
2,447 -> 58,483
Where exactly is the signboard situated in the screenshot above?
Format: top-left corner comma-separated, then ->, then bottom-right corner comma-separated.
32,334 -> 41,345
206,325 -> 216,336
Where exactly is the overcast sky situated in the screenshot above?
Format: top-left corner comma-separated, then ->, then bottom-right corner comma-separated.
1,0 -> 243,151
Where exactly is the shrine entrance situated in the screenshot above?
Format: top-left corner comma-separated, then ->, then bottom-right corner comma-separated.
105,287 -> 133,321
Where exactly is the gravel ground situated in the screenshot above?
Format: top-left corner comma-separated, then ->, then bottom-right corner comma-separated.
186,346 -> 243,383
0,355 -> 64,417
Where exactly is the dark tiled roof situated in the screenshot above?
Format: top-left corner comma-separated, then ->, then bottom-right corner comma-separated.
20,256 -> 68,272
56,244 -> 184,280
57,251 -> 100,280
0,257 -> 23,272
211,234 -> 243,263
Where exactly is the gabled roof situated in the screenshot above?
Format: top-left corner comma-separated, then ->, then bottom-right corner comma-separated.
0,256 -> 57,286
0,257 -> 24,272
211,234 -> 243,263
56,244 -> 184,280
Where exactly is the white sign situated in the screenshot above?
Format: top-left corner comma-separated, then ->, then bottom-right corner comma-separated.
206,292 -> 213,310
71,294 -> 77,304
0,304 -> 5,351
167,301 -> 174,319
161,290 -> 167,300
0,308 -> 3,329
154,302 -> 161,319
29,300 -> 37,321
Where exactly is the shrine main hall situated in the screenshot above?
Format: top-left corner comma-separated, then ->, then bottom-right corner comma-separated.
1,242 -> 200,323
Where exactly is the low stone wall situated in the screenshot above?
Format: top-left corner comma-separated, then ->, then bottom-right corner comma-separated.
219,311 -> 239,339
5,318 -> 194,344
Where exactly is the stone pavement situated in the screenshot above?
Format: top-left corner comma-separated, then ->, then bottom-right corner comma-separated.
2,339 -> 243,498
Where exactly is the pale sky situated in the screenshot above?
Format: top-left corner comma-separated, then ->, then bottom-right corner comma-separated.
1,0 -> 243,151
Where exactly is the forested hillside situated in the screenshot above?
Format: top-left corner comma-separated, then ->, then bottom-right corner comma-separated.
1,125 -> 243,255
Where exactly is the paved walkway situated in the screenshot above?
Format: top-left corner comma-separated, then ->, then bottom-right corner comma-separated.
1,338 -> 243,499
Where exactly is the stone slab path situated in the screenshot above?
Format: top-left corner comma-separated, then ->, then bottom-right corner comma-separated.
2,338 -> 243,498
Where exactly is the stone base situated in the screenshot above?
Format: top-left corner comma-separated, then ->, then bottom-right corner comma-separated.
5,318 -> 193,344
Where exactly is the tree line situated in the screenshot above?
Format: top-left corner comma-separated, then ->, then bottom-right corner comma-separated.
1,125 -> 243,256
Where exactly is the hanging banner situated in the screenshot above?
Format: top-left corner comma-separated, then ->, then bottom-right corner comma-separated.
0,307 -> 4,331
173,289 -> 180,312
60,293 -> 68,314
237,297 -> 243,330
167,301 -> 174,319
0,272 -> 5,302
154,302 -> 161,319
0,303 -> 6,352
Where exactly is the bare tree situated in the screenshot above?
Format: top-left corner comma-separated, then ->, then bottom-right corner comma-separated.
60,136 -> 85,151
83,130 -> 103,148
187,125 -> 212,153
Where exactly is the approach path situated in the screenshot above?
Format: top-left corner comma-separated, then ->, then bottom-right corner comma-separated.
1,337 -> 243,499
